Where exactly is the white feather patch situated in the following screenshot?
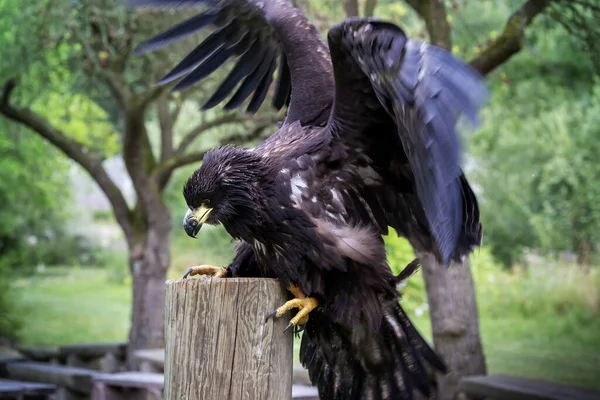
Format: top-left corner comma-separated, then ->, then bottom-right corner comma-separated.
289,174 -> 308,205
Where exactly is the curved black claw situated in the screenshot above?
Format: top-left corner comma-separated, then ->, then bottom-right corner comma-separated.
182,267 -> 194,279
264,309 -> 278,322
284,323 -> 294,333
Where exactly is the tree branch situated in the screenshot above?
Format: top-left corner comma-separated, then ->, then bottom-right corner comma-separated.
157,93 -> 177,162
469,0 -> 552,75
123,104 -> 170,229
154,119 -> 276,189
405,0 -> 452,49
140,85 -> 170,109
404,0 -> 421,11
72,25 -> 131,108
0,79 -> 135,244
175,113 -> 247,155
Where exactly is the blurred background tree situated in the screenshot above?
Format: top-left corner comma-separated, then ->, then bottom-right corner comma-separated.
0,0 -> 277,361
1,0 -> 599,398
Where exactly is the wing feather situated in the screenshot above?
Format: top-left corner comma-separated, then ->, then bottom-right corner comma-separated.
247,56 -> 277,113
132,11 -> 220,55
327,18 -> 487,264
155,23 -> 235,85
201,37 -> 262,109
272,53 -> 292,109
128,0 -> 333,124
172,30 -> 252,90
224,49 -> 277,110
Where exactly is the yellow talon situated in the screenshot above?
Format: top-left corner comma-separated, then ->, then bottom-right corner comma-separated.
266,285 -> 318,330
183,265 -> 228,279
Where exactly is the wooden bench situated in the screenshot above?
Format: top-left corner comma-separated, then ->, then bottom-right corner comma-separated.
132,350 -> 164,373
0,355 -> 24,377
91,370 -> 319,400
16,343 -> 127,372
292,384 -> 319,400
3,362 -> 98,400
458,375 -> 600,400
92,372 -> 163,400
59,343 -> 127,372
14,348 -> 59,365
58,343 -> 126,361
0,379 -> 56,400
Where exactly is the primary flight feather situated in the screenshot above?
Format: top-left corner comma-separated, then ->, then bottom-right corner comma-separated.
130,0 -> 487,398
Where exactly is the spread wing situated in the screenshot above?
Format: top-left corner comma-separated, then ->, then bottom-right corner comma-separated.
128,0 -> 334,125
327,18 -> 487,265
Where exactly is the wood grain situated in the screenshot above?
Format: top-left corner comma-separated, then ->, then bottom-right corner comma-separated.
164,278 -> 293,400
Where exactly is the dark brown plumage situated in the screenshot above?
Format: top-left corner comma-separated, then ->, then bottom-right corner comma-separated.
131,1 -> 487,399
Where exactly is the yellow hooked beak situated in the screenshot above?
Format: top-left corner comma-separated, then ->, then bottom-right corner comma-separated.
183,205 -> 213,238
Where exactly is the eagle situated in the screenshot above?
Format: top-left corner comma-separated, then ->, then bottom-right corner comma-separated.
131,0 -> 486,399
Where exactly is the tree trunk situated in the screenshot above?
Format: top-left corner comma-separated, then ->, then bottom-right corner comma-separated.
363,0 -> 378,17
419,253 -> 486,400
343,0 -> 359,17
127,221 -> 171,364
401,2 -> 487,397
578,239 -> 590,268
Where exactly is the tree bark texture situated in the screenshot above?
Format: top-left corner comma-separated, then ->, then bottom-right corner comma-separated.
164,278 -> 293,400
419,253 -> 486,400
127,223 -> 171,364
363,0 -> 379,18
343,0 -> 359,17
469,0 -> 552,75
405,0 -> 452,49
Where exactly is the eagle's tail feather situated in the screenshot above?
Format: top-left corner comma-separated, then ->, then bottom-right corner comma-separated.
300,301 -> 446,400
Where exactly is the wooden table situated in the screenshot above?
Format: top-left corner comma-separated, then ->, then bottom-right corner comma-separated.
4,361 -> 98,399
0,379 -> 56,399
132,350 -> 164,373
458,375 -> 600,400
92,372 -> 163,400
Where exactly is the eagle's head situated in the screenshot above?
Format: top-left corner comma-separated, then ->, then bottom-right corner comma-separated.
182,145 -> 263,239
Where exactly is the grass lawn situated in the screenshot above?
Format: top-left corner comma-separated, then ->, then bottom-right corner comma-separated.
11,267 -> 131,346
10,267 -> 600,390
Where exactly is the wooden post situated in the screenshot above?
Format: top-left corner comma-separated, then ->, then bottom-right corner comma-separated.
164,278 -> 293,400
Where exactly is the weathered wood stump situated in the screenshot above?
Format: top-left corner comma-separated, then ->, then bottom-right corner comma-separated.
164,278 -> 293,400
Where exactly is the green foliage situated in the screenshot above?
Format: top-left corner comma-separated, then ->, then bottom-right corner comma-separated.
0,124 -> 71,266
470,247 -> 599,325
384,233 -> 428,314
11,267 -> 130,346
11,257 -> 600,389
0,0 -> 120,269
384,235 -> 600,322
33,92 -> 120,159
471,78 -> 600,266
0,126 -> 107,270
385,233 -> 416,273
446,1 -> 600,267
170,225 -> 236,276
0,263 -> 22,342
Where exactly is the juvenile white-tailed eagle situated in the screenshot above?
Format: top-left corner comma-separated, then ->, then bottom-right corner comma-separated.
131,0 -> 486,398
